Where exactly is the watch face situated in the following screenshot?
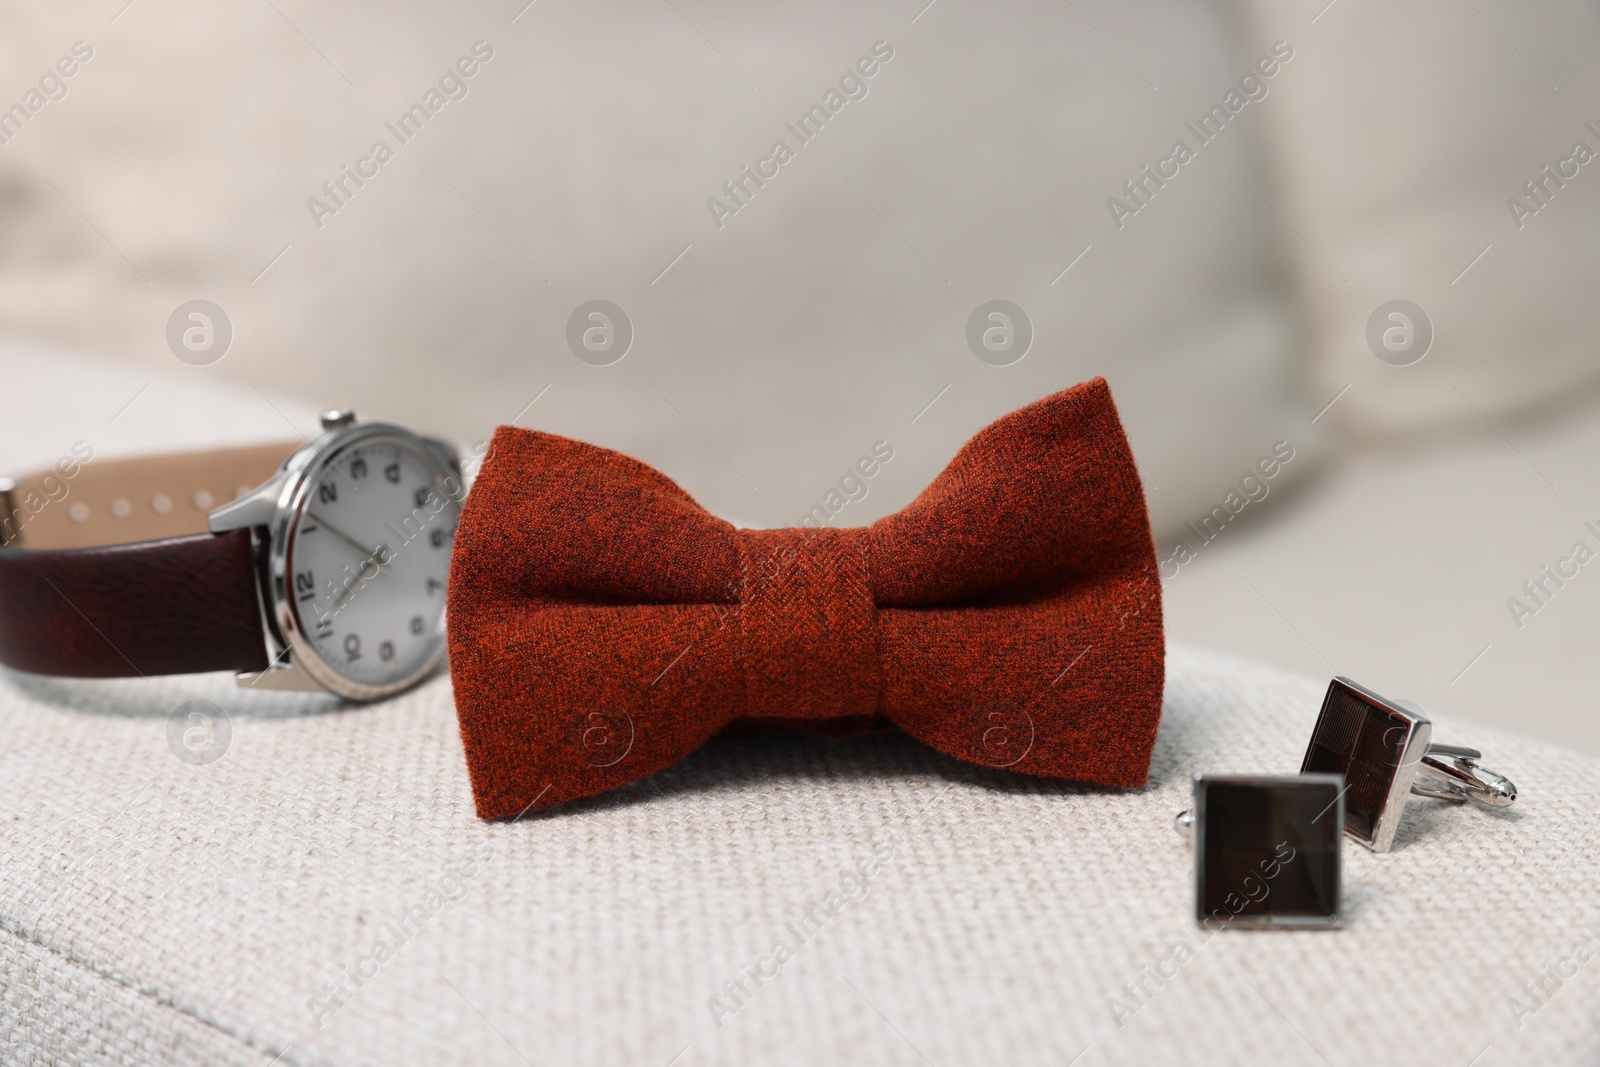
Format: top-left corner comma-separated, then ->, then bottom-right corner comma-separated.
284,435 -> 459,692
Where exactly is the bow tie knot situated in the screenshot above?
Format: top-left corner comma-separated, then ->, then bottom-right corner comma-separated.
735,527 -> 877,723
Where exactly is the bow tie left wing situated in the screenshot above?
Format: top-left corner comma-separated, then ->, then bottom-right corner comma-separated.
447,427 -> 747,818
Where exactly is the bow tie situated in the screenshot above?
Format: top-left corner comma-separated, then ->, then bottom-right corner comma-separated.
447,377 -> 1164,817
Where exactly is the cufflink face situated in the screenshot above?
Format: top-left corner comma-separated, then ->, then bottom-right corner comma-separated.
1299,676 -> 1432,852
1192,774 -> 1343,929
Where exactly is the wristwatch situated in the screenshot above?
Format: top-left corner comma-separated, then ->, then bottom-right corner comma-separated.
0,409 -> 463,701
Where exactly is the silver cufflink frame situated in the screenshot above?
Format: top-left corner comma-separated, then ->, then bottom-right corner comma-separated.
1188,773 -> 1345,930
1300,676 -> 1515,853
1177,676 -> 1518,858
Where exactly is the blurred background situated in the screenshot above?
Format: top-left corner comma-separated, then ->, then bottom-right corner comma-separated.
2,0 -> 1599,752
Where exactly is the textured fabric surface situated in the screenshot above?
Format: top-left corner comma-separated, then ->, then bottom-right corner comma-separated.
1,644 -> 1596,1066
448,379 -> 1164,816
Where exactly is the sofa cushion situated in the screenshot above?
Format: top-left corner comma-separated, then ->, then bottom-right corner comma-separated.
1,643 -> 1595,1065
0,0 -> 1320,542
1231,0 -> 1600,435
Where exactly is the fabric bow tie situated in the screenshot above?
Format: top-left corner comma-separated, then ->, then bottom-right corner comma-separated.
447,377 -> 1164,817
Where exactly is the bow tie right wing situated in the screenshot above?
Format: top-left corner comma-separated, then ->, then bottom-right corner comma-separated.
869,379 -> 1165,786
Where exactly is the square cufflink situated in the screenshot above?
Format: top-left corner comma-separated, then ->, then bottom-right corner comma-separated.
1300,677 -> 1515,853
1190,774 -> 1344,929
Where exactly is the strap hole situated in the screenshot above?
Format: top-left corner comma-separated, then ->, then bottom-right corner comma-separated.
68,503 -> 89,522
192,490 -> 215,510
110,498 -> 131,519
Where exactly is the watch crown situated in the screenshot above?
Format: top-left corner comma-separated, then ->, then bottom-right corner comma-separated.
319,408 -> 357,432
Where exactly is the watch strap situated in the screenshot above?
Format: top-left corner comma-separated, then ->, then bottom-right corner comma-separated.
0,530 -> 271,677
1,442 -> 292,550
0,441 -> 295,678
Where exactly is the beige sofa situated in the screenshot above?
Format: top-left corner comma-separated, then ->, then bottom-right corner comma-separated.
4,613 -> 1597,1066
5,0 -> 1600,1060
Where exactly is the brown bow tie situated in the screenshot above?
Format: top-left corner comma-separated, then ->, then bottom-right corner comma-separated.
447,378 -> 1164,817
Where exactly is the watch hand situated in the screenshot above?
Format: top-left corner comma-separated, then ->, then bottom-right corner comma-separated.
331,545 -> 392,611
308,512 -> 388,568
332,573 -> 364,611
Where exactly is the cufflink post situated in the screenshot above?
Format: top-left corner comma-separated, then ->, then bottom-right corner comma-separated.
1174,808 -> 1193,838
1411,743 -> 1516,809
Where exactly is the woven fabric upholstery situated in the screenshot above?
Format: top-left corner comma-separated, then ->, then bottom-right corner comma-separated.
1,644 -> 1596,1066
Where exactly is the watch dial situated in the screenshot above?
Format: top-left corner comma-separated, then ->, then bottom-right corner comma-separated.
285,437 -> 459,689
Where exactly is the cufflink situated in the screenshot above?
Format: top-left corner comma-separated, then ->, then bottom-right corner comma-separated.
1301,677 -> 1515,853
1186,774 -> 1344,929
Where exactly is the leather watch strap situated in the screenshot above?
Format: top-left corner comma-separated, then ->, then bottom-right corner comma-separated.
0,442 -> 295,678
0,531 -> 271,677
